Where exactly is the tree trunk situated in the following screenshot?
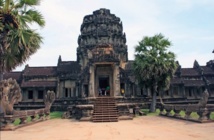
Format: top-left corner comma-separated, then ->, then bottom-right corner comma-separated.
0,31 -> 6,81
149,85 -> 157,113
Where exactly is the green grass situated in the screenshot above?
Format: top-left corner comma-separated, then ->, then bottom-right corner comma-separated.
140,109 -> 160,116
210,112 -> 214,120
50,111 -> 63,119
13,118 -> 21,126
13,116 -> 31,126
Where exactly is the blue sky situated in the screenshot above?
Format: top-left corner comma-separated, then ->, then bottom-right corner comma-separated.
15,0 -> 214,71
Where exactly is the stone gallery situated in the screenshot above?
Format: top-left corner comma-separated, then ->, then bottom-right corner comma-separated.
2,8 -> 214,122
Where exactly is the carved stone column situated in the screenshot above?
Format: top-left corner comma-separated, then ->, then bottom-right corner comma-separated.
89,65 -> 95,97
174,105 -> 181,117
198,107 -> 209,121
113,64 -> 120,96
185,110 -> 192,119
182,85 -> 185,98
20,116 -> 28,124
31,115 -> 37,122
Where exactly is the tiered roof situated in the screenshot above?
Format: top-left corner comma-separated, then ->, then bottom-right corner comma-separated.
180,68 -> 199,76
23,66 -> 57,77
21,81 -> 57,88
201,66 -> 214,75
183,80 -> 205,87
3,72 -> 22,83
57,61 -> 80,74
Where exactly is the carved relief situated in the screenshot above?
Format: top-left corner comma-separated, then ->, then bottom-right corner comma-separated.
77,8 -> 128,65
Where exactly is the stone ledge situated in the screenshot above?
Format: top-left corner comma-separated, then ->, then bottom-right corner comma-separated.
0,119 -> 49,131
159,114 -> 214,123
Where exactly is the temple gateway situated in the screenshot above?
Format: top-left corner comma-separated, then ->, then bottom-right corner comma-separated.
3,8 -> 214,121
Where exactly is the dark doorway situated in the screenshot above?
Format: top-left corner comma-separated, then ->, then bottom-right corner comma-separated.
120,83 -> 125,96
38,90 -> 44,99
99,76 -> 109,96
84,85 -> 88,97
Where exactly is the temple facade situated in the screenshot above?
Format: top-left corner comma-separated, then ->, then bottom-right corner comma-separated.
3,8 -> 214,104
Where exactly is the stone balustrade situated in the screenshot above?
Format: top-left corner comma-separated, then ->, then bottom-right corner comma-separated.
157,89 -> 214,123
157,104 -> 214,123
0,108 -> 51,131
0,79 -> 56,131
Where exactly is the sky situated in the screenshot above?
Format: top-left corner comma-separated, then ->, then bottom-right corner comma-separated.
15,0 -> 214,71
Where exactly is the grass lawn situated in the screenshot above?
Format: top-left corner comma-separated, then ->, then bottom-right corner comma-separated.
50,111 -> 63,119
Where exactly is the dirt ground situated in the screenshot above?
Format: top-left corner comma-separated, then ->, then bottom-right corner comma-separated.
1,116 -> 214,140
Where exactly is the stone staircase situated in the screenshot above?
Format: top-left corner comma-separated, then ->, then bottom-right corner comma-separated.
92,97 -> 118,122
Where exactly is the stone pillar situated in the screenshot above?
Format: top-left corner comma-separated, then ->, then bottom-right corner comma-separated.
33,90 -> 36,102
125,83 -> 128,96
75,83 -> 78,97
182,85 -> 185,98
56,78 -> 60,98
170,86 -> 174,98
89,65 -> 95,97
79,84 -> 82,98
63,87 -> 65,97
68,87 -> 71,98
113,64 -> 120,96
192,87 -> 197,99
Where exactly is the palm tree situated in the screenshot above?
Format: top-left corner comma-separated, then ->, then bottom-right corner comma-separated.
134,33 -> 178,112
0,0 -> 45,81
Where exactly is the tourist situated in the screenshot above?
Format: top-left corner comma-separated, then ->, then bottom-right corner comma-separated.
121,88 -> 125,96
98,87 -> 102,96
106,86 -> 110,96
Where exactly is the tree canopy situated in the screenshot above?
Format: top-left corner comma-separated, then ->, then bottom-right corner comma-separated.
0,0 -> 45,80
134,33 -> 178,112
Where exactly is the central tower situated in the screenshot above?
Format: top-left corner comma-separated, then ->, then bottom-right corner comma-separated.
76,8 -> 128,97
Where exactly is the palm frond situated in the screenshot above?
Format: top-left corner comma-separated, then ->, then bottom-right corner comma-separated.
0,0 -> 44,73
25,9 -> 45,27
133,33 -> 177,90
19,0 -> 41,6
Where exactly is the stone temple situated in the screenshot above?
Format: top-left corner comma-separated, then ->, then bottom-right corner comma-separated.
3,8 -> 214,121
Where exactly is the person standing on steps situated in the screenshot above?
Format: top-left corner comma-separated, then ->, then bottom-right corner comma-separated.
121,88 -> 125,96
106,86 -> 110,96
98,87 -> 102,96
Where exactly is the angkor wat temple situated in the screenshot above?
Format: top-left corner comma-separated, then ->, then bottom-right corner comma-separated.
4,9 -> 214,115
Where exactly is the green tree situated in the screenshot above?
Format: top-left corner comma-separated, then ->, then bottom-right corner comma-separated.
0,0 -> 45,81
134,34 -> 177,112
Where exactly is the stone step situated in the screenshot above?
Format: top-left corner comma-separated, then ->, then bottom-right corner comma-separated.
94,110 -> 118,112
93,116 -> 118,118
94,109 -> 117,111
93,115 -> 118,118
94,106 -> 117,108
93,112 -> 118,114
94,102 -> 116,104
94,114 -> 118,116
92,120 -> 118,123
94,103 -> 116,105
92,97 -> 118,122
